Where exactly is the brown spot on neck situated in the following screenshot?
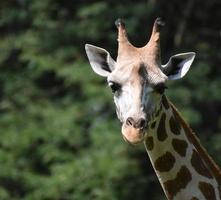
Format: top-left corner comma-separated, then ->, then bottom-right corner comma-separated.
198,181 -> 216,200
157,113 -> 168,141
151,121 -> 156,129
154,152 -> 175,172
161,95 -> 170,110
172,138 -> 188,157
145,136 -> 154,151
191,149 -> 213,179
155,104 -> 162,117
169,115 -> 181,135
164,165 -> 192,199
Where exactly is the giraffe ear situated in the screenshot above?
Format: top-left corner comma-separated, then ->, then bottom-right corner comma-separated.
85,44 -> 116,77
161,52 -> 196,80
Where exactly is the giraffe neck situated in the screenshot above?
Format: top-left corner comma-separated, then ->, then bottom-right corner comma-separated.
144,95 -> 221,200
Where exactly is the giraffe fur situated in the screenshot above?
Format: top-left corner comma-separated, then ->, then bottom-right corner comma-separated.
144,95 -> 221,200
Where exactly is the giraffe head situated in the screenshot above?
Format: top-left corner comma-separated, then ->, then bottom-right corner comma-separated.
85,18 -> 195,145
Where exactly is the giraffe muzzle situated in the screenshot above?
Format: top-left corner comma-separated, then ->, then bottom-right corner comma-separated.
126,117 -> 147,129
122,117 -> 147,145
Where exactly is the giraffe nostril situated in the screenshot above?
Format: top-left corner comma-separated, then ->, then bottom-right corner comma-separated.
138,118 -> 146,129
126,117 -> 146,129
126,117 -> 135,127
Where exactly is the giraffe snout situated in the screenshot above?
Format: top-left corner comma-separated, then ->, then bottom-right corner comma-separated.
126,117 -> 147,130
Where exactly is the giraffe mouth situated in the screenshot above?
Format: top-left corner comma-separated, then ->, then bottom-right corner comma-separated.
121,124 -> 147,145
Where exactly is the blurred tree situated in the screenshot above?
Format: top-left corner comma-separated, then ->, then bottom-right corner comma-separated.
0,0 -> 220,200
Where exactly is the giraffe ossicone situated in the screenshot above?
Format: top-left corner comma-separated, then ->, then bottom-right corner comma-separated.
85,18 -> 221,200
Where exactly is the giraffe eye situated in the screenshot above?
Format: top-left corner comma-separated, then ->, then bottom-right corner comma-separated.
108,82 -> 121,94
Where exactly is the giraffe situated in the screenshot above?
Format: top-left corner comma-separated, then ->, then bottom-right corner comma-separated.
85,18 -> 221,200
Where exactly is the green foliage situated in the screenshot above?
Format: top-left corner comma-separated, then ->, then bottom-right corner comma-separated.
0,1 -> 220,200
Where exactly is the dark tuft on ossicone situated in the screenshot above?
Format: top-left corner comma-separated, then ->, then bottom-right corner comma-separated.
115,18 -> 125,28
156,17 -> 165,27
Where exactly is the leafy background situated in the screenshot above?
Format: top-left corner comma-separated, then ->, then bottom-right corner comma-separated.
0,0 -> 221,199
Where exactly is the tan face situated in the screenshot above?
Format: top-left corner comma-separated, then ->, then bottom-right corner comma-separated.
107,62 -> 166,144
85,19 -> 195,145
